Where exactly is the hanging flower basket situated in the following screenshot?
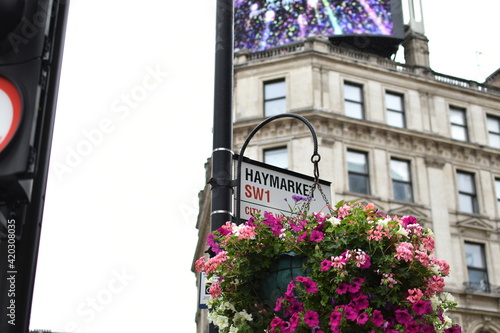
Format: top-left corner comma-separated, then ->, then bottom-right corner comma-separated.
196,199 -> 462,333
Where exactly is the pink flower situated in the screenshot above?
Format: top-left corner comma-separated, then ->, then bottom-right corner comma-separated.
208,281 -> 222,298
394,242 -> 414,262
238,225 -> 256,239
309,230 -> 324,242
337,204 -> 351,219
351,293 -> 369,310
406,288 -> 424,303
329,310 -> 342,328
371,310 -> 384,327
412,300 -> 433,315
336,282 -> 349,294
304,310 -> 320,327
194,257 -> 205,273
356,312 -> 370,325
296,276 -> 318,293
331,255 -> 347,269
321,259 -> 332,271
395,309 -> 412,325
445,326 -> 462,333
344,305 -> 359,321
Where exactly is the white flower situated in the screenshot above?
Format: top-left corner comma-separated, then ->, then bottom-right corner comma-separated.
377,217 -> 391,228
442,292 -> 455,303
395,225 -> 408,237
214,315 -> 229,330
234,309 -> 253,322
328,216 -> 341,226
229,326 -> 239,333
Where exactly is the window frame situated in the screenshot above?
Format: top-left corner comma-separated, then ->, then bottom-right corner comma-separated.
263,146 -> 288,169
343,82 -> 365,119
347,149 -> 370,195
456,170 -> 478,214
464,241 -> 490,293
449,106 -> 469,141
263,79 -> 286,117
385,91 -> 406,128
390,158 -> 413,202
486,114 -> 500,149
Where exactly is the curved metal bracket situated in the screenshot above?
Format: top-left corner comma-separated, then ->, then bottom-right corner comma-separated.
235,113 -> 320,223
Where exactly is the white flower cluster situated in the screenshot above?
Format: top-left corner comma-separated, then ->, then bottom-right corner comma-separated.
207,300 -> 253,333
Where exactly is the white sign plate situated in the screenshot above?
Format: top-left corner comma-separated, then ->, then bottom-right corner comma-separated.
238,157 -> 332,220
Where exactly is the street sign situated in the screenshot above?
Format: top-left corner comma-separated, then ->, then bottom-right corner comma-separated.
0,77 -> 22,153
238,157 -> 332,220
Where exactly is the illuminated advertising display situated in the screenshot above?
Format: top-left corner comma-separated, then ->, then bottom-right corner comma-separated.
234,0 -> 404,54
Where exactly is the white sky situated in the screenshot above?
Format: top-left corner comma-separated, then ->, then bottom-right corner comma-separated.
28,0 -> 500,332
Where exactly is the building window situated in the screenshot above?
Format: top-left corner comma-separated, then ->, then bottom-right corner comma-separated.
495,179 -> 500,213
457,171 -> 478,214
449,106 -> 468,141
465,242 -> 489,292
264,147 -> 288,169
386,92 -> 405,128
486,115 -> 500,148
344,82 -> 364,119
347,150 -> 369,194
264,79 -> 286,117
391,159 -> 413,202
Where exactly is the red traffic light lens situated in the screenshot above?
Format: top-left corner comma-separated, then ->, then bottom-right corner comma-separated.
0,76 -> 22,153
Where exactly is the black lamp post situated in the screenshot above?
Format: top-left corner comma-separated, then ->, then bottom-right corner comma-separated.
209,0 -> 234,332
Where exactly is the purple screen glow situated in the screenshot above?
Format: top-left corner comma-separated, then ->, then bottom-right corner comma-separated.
234,0 -> 401,52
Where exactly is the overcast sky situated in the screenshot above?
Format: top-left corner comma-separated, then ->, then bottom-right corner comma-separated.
28,0 -> 500,332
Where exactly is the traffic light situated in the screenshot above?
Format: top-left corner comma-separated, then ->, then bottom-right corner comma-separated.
0,1 -> 69,332
0,0 -> 52,202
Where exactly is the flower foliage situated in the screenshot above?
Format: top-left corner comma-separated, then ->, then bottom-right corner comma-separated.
196,200 -> 461,333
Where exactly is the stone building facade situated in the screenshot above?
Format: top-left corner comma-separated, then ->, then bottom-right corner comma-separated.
193,31 -> 500,333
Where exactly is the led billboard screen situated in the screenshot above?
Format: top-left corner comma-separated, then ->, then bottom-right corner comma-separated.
234,0 -> 404,54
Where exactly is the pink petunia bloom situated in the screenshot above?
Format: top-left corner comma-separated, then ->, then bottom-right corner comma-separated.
309,230 -> 324,242
329,310 -> 342,327
371,310 -> 384,327
405,321 -> 421,333
445,326 -> 462,333
344,305 -> 359,321
351,293 -> 369,311
296,276 -> 318,293
356,312 -> 370,325
412,300 -> 433,315
348,281 -> 362,294
395,309 -> 412,325
304,310 -> 320,327
321,259 -> 332,271
336,282 -> 349,294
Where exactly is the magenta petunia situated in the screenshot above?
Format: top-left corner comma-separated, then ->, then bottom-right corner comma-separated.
445,326 -> 462,333
344,305 -> 359,321
412,300 -> 433,315
336,282 -> 349,295
329,310 -> 342,327
395,309 -> 413,324
321,259 -> 332,271
356,312 -> 370,325
309,230 -> 324,242
304,310 -> 320,327
371,310 -> 384,327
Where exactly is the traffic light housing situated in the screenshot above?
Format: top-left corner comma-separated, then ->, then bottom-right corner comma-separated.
0,0 -> 53,202
0,1 -> 69,332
